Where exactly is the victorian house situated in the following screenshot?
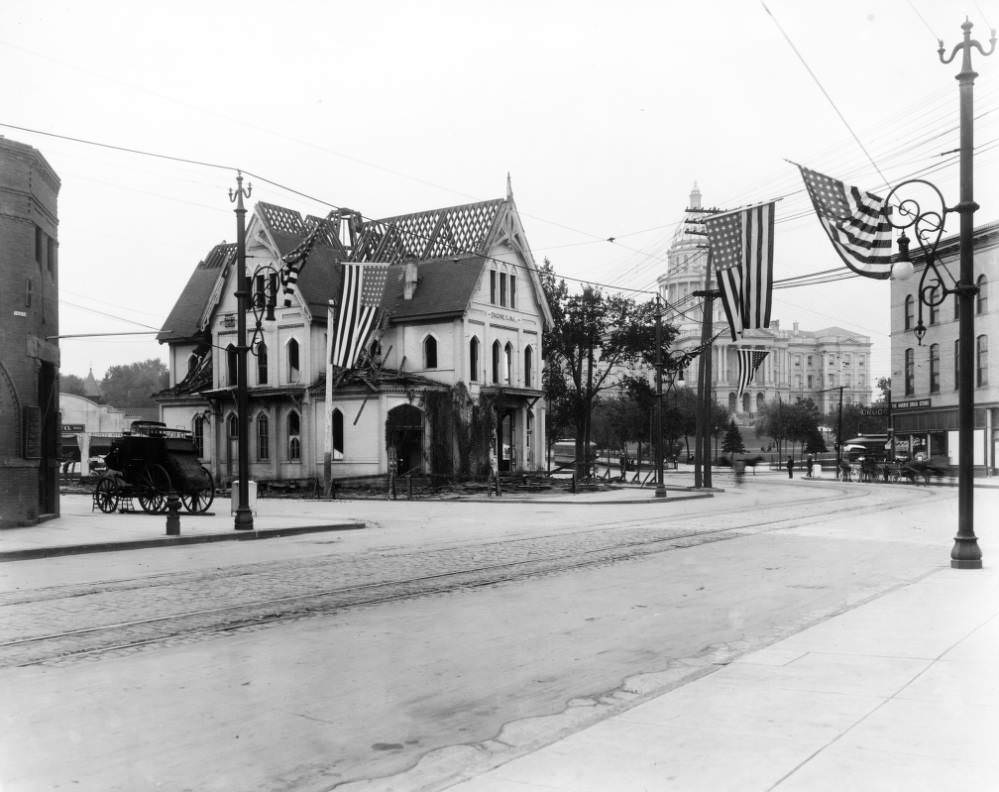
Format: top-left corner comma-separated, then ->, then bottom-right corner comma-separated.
156,188 -> 552,487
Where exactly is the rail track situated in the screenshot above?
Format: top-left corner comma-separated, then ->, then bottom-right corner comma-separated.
0,482 -> 938,668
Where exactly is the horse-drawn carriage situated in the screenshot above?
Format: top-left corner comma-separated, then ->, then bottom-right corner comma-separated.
92,422 -> 215,514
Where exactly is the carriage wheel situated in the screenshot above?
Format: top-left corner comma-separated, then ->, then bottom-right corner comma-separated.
181,467 -> 215,514
94,476 -> 119,513
138,464 -> 172,514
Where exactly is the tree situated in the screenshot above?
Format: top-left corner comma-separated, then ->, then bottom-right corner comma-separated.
101,359 -> 169,408
540,259 -> 676,478
755,397 -> 821,458
60,373 -> 87,397
874,376 -> 892,405
721,420 -> 745,455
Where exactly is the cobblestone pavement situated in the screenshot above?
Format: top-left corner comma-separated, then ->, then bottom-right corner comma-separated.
0,483 -> 934,669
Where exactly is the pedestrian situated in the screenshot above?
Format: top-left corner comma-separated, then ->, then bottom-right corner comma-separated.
733,458 -> 746,485
786,456 -> 794,479
806,455 -> 814,479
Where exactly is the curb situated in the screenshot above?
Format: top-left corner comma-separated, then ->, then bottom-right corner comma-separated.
0,522 -> 366,562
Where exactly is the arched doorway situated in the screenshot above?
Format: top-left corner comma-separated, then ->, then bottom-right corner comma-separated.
497,409 -> 515,472
387,404 -> 423,475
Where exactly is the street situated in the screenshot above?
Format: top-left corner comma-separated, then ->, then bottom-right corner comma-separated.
0,479 -> 983,791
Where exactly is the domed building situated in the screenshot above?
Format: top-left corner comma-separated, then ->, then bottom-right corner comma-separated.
658,185 -> 873,419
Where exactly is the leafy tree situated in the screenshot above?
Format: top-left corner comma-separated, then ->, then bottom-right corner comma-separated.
101,359 -> 169,408
722,420 -> 745,454
60,373 -> 87,397
540,259 -> 676,478
874,376 -> 892,405
755,397 -> 821,458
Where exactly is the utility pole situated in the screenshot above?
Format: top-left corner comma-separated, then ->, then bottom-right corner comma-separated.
835,385 -> 844,477
230,171 -> 253,531
693,266 -> 719,489
654,296 -> 667,497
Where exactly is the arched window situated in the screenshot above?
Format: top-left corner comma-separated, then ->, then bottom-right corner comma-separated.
192,414 -> 205,458
929,343 -> 940,393
256,413 -> 270,460
256,343 -> 268,385
469,337 -> 479,382
977,274 -> 988,314
929,287 -> 940,325
904,295 -> 914,330
904,348 -> 915,396
728,392 -> 737,412
287,410 -> 301,460
756,392 -> 765,412
424,336 -> 438,369
524,346 -> 533,388
226,344 -> 238,386
504,342 -> 513,384
492,340 -> 501,383
742,393 -> 750,413
976,335 -> 988,386
332,408 -> 344,460
287,338 -> 300,383
227,412 -> 238,439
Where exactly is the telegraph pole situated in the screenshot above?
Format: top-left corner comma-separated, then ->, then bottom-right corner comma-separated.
230,171 -> 253,531
693,251 -> 719,490
654,296 -> 667,497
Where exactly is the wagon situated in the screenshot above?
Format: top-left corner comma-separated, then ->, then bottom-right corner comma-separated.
93,422 -> 215,515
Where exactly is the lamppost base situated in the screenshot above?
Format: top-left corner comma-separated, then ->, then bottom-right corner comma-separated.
951,536 -> 982,569
654,486 -> 668,498
234,508 -> 254,531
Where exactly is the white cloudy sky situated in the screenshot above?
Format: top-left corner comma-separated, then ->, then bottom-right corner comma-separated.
5,0 -> 998,389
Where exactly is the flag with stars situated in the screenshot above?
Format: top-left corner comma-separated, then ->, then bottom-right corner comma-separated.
332,262 -> 391,370
799,165 -> 893,279
737,347 -> 769,399
704,201 -> 775,341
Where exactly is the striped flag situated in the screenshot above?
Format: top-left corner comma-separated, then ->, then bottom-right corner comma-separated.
737,347 -> 769,399
331,262 -> 391,370
280,215 -> 331,307
798,165 -> 892,279
704,201 -> 775,341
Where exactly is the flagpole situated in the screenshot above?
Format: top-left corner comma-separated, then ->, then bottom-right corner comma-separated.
324,299 -> 335,498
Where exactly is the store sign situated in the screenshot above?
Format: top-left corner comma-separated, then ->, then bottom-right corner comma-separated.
892,399 -> 931,410
61,423 -> 85,432
861,408 -> 888,416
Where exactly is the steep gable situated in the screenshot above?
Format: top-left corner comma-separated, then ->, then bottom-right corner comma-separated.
158,242 -> 234,343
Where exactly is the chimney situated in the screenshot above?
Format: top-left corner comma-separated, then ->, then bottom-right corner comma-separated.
404,259 -> 418,300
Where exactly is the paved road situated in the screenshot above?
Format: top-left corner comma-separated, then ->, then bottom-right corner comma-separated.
0,479 -> 968,791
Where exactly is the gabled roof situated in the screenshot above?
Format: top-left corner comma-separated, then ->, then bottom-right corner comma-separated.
158,243 -> 234,343
384,255 -> 486,323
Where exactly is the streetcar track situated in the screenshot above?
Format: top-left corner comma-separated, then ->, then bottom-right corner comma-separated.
0,484 -> 938,668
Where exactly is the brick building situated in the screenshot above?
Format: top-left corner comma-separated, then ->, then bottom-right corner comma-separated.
0,138 -> 61,526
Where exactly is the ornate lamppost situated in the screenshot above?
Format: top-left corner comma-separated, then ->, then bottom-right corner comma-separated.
889,19 -> 995,569
229,172 -> 253,531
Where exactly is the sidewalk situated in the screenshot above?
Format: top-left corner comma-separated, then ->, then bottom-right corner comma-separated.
441,562 -> 999,791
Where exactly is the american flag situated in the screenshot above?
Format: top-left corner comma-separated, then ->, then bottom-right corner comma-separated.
280,216 -> 330,307
799,165 -> 892,279
331,262 -> 391,370
737,347 -> 769,399
704,201 -> 775,341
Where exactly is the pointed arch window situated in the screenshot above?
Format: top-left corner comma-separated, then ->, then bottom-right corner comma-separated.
492,340 -> 501,383
424,336 -> 438,369
192,414 -> 205,458
524,345 -> 533,388
287,338 -> 300,383
256,413 -> 270,460
504,343 -> 513,384
227,412 -> 238,440
226,344 -> 238,386
332,408 -> 344,460
257,343 -> 268,385
904,294 -> 914,330
469,337 -> 479,382
287,410 -> 301,461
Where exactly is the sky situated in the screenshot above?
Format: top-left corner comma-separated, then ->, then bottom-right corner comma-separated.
4,0 -> 998,392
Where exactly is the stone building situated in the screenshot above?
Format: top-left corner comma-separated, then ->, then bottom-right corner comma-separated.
658,185 -> 873,419
156,190 -> 551,487
0,137 -> 61,526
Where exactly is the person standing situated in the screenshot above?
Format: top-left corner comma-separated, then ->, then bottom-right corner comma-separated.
806,455 -> 814,478
786,457 -> 794,479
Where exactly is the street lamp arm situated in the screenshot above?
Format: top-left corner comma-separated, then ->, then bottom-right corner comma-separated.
938,20 -> 996,66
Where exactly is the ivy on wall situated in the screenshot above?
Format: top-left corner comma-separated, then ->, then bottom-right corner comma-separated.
421,384 -> 497,479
